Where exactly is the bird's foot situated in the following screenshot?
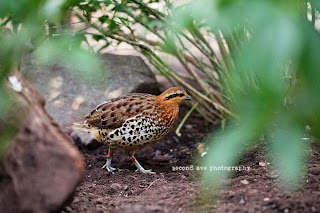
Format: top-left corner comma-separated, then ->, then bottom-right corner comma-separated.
135,168 -> 156,174
131,156 -> 156,174
101,164 -> 116,172
101,159 -> 117,172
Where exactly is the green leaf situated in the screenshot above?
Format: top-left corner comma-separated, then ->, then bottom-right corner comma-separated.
108,20 -> 120,32
270,120 -> 307,187
34,35 -> 101,83
161,35 -> 177,55
309,0 -> 320,10
92,34 -> 104,41
99,15 -> 109,23
202,124 -> 257,191
231,15 -> 302,98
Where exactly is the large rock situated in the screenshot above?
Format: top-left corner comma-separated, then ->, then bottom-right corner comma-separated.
21,53 -> 161,130
21,53 -> 161,144
0,71 -> 85,213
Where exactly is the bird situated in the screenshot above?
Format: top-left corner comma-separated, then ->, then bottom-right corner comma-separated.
68,87 -> 191,174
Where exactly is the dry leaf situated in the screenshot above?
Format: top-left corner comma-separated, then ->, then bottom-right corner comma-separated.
259,161 -> 267,167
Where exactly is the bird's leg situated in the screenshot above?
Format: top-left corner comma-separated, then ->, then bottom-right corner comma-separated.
102,147 -> 116,172
128,151 -> 155,174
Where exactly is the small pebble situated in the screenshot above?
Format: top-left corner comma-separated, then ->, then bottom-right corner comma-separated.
94,197 -> 104,204
110,183 -> 122,192
155,150 -> 162,156
181,175 -> 187,180
185,124 -> 193,129
239,198 -> 245,204
123,185 -> 129,191
201,152 -> 207,157
240,179 -> 249,185
153,155 -> 170,162
65,206 -> 72,212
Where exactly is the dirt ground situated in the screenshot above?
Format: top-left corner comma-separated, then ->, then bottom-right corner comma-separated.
63,107 -> 320,213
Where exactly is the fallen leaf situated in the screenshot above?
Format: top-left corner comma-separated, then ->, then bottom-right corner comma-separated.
197,143 -> 206,154
259,161 -> 267,167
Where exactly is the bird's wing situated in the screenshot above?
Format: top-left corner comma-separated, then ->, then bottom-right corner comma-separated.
85,93 -> 157,130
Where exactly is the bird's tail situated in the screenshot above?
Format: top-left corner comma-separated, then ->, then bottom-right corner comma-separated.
68,116 -> 91,133
68,116 -> 102,145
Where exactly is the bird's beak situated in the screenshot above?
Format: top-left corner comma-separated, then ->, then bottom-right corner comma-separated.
185,94 -> 192,101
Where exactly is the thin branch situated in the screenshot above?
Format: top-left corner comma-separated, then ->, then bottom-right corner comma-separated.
49,21 -> 87,29
176,102 -> 199,136
129,0 -> 165,20
179,31 -> 221,71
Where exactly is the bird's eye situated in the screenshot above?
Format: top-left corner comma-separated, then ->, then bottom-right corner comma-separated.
165,92 -> 185,101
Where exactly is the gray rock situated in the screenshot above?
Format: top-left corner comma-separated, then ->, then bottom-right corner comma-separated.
21,53 -> 161,143
0,71 -> 85,213
110,183 -> 123,192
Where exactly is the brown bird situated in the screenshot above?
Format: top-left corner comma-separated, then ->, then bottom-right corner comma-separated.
69,87 -> 191,173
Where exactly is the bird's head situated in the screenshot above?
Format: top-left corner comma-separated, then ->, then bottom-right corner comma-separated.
157,87 -> 191,106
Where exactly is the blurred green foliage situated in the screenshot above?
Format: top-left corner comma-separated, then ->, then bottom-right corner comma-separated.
0,0 -> 100,159
178,0 -> 320,190
71,0 -> 319,191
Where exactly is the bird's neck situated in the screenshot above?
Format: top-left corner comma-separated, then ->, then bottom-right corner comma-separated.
155,97 -> 179,126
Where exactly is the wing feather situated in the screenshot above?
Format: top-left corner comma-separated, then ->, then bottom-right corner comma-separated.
85,93 -> 157,130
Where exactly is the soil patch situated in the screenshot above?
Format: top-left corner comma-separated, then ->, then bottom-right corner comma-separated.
64,107 -> 320,213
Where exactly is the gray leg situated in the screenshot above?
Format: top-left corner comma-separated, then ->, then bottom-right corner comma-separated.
128,151 -> 155,174
102,147 -> 116,172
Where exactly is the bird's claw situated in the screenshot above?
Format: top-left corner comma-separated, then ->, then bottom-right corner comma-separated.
101,163 -> 117,172
135,168 -> 156,174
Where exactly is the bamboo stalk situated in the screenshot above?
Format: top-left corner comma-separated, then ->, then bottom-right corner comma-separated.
76,3 -> 235,120
179,31 -> 222,71
214,29 -> 232,71
123,9 -> 166,41
129,0 -> 165,19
